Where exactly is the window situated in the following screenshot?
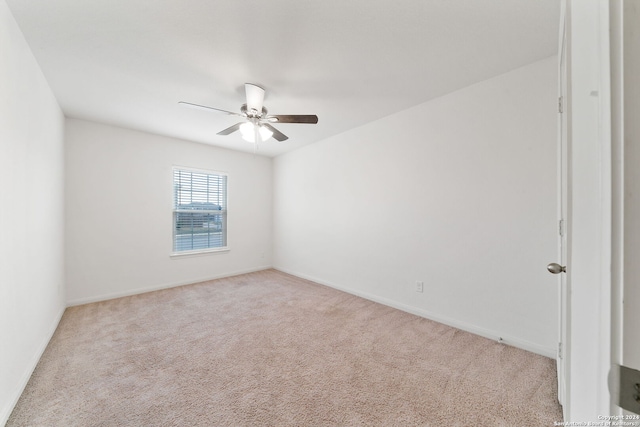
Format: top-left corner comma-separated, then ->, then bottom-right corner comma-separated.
173,167 -> 228,254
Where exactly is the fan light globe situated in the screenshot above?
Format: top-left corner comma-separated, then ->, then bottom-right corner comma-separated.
240,122 -> 273,143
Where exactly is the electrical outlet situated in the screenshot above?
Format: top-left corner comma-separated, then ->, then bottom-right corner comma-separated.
415,281 -> 424,293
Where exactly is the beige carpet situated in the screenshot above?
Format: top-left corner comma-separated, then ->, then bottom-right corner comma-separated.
8,269 -> 563,426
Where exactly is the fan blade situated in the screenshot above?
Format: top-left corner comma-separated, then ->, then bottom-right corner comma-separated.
263,123 -> 288,142
245,83 -> 265,114
217,122 -> 243,135
179,101 -> 243,117
267,115 -> 318,124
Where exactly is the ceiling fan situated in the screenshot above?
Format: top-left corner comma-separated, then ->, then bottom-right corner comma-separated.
179,83 -> 318,144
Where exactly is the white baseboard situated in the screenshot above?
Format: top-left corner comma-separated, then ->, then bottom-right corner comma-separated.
66,265 -> 273,307
1,306 -> 65,427
274,267 -> 556,359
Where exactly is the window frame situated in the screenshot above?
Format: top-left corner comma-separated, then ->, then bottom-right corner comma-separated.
171,166 -> 230,257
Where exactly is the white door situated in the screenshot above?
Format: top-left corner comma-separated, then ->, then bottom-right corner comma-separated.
554,0 -> 569,410
609,0 -> 640,415
620,0 -> 640,415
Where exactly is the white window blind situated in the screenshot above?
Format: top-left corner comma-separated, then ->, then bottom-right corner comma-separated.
173,168 -> 227,253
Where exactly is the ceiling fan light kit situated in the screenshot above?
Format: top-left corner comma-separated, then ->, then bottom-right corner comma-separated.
179,83 -> 318,148
239,122 -> 273,143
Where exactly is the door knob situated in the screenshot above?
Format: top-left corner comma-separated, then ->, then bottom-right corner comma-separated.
547,263 -> 566,274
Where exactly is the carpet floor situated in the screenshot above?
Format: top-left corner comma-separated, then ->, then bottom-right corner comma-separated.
8,269 -> 563,426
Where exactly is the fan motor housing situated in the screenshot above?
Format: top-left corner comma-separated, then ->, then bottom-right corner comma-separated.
241,104 -> 268,118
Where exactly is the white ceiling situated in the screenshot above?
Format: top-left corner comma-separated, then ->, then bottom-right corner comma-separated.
6,0 -> 559,157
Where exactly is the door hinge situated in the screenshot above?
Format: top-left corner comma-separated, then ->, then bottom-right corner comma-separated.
559,219 -> 565,237
558,342 -> 563,359
610,364 -> 640,415
558,96 -> 563,113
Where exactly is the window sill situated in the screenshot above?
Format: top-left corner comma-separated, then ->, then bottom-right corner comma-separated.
170,247 -> 230,258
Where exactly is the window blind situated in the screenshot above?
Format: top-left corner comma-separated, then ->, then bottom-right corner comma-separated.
173,168 -> 227,252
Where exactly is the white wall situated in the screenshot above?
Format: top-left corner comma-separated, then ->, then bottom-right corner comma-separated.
65,119 -> 272,305
0,0 -> 66,424
273,56 -> 559,357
